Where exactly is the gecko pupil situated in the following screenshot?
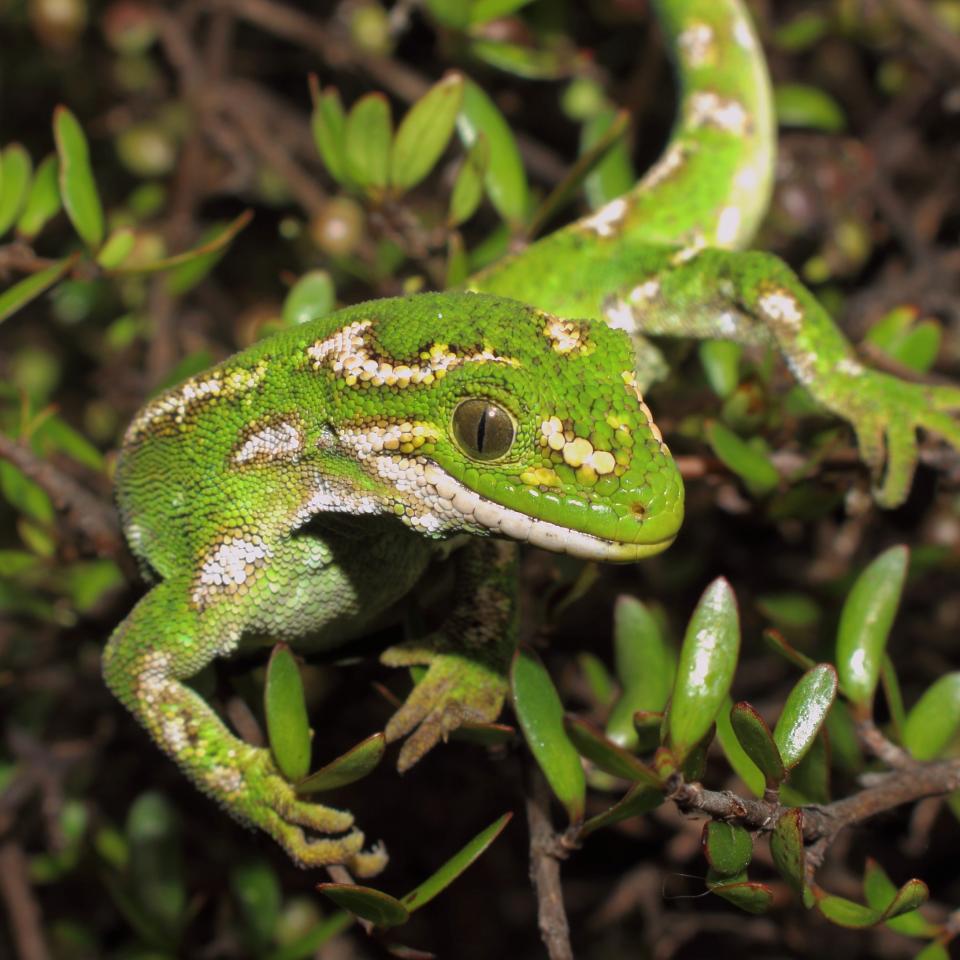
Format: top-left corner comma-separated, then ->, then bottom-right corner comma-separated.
453,399 -> 514,461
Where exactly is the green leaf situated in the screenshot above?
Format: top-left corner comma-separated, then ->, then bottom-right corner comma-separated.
265,911 -> 353,960
402,812 -> 511,912
730,701 -> 785,787
668,579 -> 740,764
699,341 -> 743,399
762,628 -> 817,671
883,879 -> 929,920
391,72 -> 464,192
230,860 -> 281,949
774,83 -> 846,132
54,106 -> 105,250
317,884 -> 409,928
781,729 -> 831,805
310,80 -> 350,186
0,144 -> 33,238
580,783 -> 663,837
282,270 -> 336,326
457,79 -> 529,227
450,720 -> 515,746
345,93 -> 392,192
903,673 -> 960,761
111,211 -> 252,278
709,880 -> 774,914
913,943 -> 951,960
702,821 -> 753,877
96,228 -> 137,270
757,594 -> 821,631
510,646 -> 585,824
577,653 -> 615,708
770,808 -> 807,899
296,734 -> 385,793
16,154 -> 61,239
773,664 -> 837,770
835,545 -> 908,710
706,420 -> 780,496
716,697 -> 765,797
563,716 -> 663,787
880,654 -> 907,740
0,255 -> 77,326
449,135 -> 489,227
265,644 -> 311,782
817,895 -> 882,928
606,596 -> 674,749
469,0 -> 536,26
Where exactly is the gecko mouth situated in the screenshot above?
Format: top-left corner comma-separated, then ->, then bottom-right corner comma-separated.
422,465 -> 677,563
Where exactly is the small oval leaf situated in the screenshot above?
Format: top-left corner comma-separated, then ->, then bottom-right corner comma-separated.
391,72 -> 464,192
710,880 -> 774,914
0,254 -> 78,326
773,664 -> 837,770
883,879 -> 929,920
816,894 -> 882,928
715,697 -> 765,797
448,135 -> 488,227
265,643 -> 311,782
16,154 -> 61,239
730,701 -> 785,786
580,783 -> 663,837
702,821 -> 753,878
769,808 -> 806,897
297,733 -> 385,794
345,93 -> 392,192
282,270 -> 336,326
668,579 -> 741,764
0,144 -> 33,238
401,812 -> 511,913
903,673 -> 960,761
96,228 -> 137,270
706,420 -> 780,496
606,596 -> 674,749
310,80 -> 350,186
835,545 -> 908,709
317,883 -> 409,928
510,646 -> 585,824
54,106 -> 105,250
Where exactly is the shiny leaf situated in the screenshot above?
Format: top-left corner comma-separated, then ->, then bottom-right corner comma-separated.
781,729 -> 831,805
835,546 -> 908,709
903,673 -> 960,761
457,80 -> 529,227
668,578 -> 740,764
773,664 -> 837,770
282,270 -> 336,326
96,228 -> 137,270
317,884 -> 408,928
510,646 -> 585,824
716,697 -> 765,797
297,733 -> 384,794
730,701 -> 785,786
54,106 -> 105,249
402,812 -> 511,912
770,808 -> 806,898
265,644 -> 311,782
391,72 -> 464,192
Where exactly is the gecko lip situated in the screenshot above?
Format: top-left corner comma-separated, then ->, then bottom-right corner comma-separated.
425,468 -> 676,563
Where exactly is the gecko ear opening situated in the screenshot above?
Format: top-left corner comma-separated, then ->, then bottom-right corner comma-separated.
452,399 -> 515,461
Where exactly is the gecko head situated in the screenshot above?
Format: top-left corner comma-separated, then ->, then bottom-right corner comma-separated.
320,292 -> 684,562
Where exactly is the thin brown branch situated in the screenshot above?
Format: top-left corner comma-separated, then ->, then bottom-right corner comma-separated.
0,433 -> 125,561
525,768 -> 574,960
0,841 -> 51,960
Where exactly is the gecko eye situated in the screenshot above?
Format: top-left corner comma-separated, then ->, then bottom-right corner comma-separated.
452,399 -> 515,461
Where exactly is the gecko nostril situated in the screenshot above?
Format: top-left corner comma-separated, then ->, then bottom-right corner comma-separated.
630,502 -> 647,519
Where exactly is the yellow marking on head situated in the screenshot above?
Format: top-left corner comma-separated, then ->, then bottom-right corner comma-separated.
543,316 -> 591,355
521,466 -> 561,488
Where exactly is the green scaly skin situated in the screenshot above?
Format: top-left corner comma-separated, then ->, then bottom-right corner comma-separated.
106,0 -> 960,873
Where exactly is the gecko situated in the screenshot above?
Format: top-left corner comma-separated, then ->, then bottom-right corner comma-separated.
105,0 -> 960,875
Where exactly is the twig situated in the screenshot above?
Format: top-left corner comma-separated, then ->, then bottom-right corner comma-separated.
886,0 -> 960,68
0,433 -> 125,561
0,840 -> 51,960
525,767 -> 574,960
855,717 -> 916,770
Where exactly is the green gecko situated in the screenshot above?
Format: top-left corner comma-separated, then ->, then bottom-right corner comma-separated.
105,0 -> 960,875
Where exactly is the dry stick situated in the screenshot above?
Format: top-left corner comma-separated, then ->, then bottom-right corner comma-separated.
669,755 -> 960,850
203,0 -> 568,184
0,840 -> 51,960
0,433 -> 124,560
526,768 -> 574,960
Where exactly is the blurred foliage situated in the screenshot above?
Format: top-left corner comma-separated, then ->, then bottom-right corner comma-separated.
2,0 -> 960,958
